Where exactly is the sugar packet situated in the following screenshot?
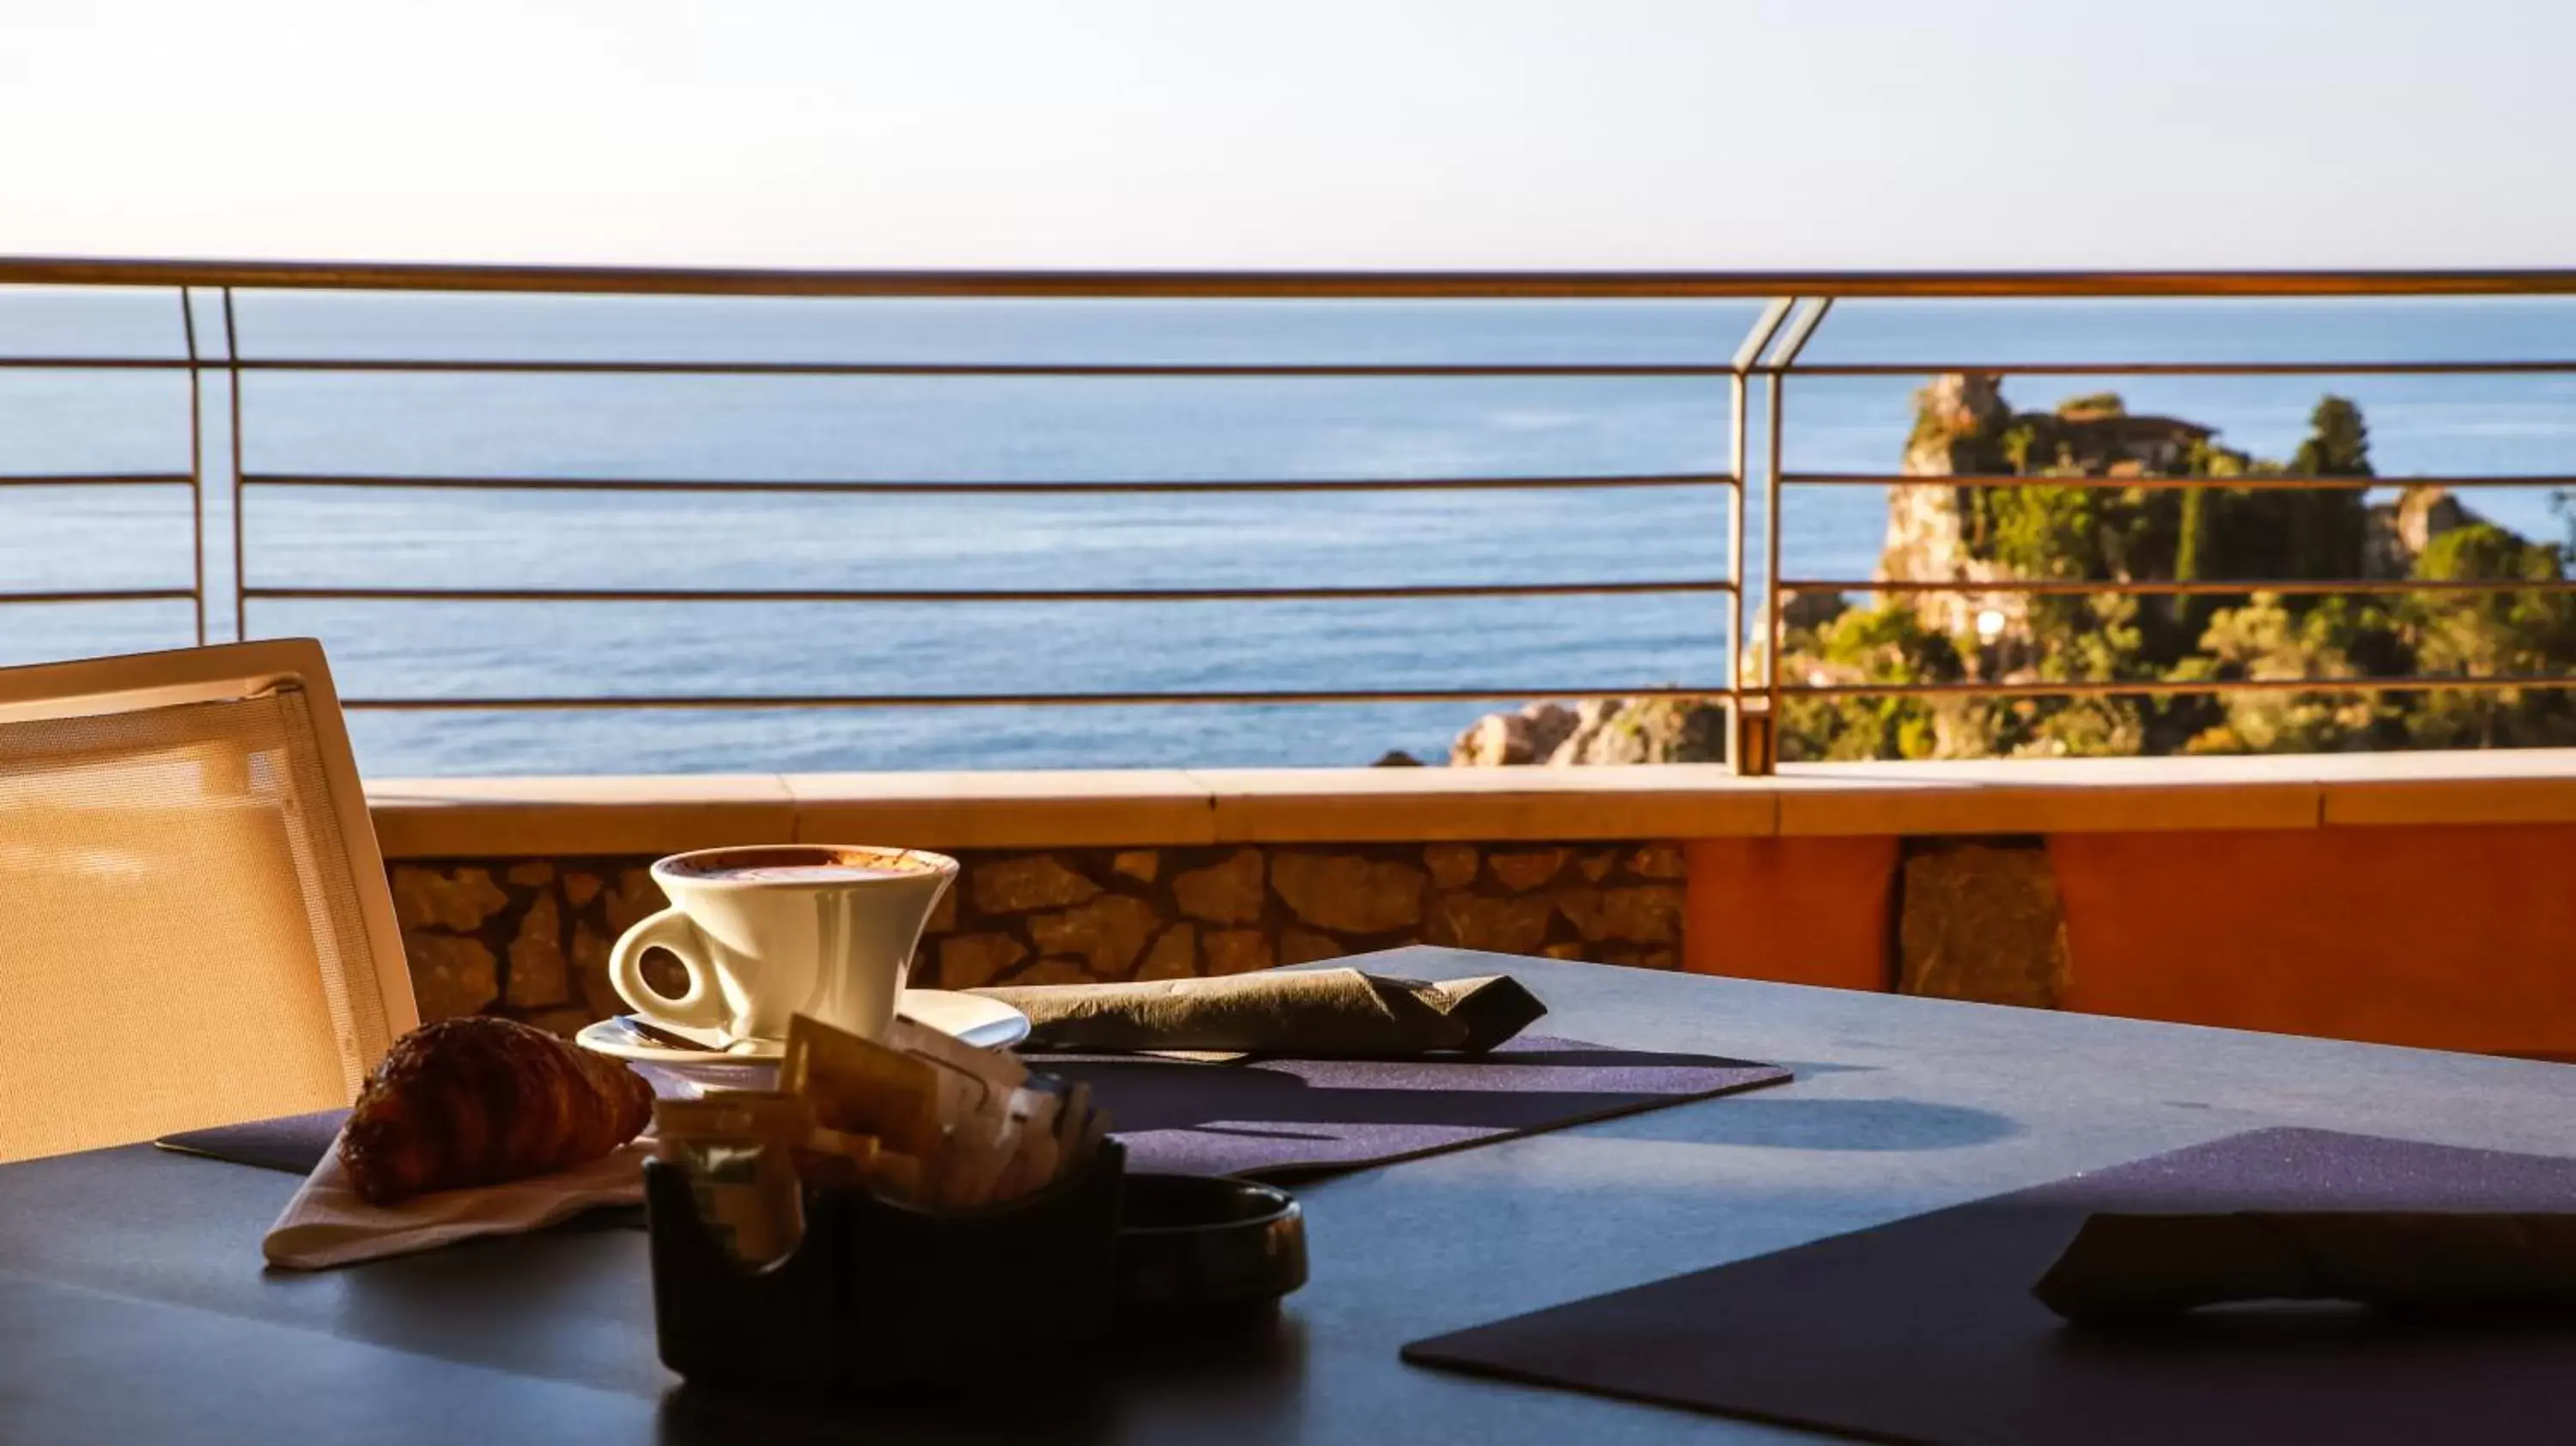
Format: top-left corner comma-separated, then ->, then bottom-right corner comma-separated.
736,1013 -> 1109,1212
781,1016 -> 945,1157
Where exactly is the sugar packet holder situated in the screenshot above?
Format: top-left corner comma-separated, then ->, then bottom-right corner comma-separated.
647,1012 -> 1119,1393
647,1135 -> 1126,1394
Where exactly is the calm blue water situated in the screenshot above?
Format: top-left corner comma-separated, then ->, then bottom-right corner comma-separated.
3,290 -> 2573,774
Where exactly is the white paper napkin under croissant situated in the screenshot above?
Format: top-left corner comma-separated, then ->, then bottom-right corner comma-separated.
263,1130 -> 653,1271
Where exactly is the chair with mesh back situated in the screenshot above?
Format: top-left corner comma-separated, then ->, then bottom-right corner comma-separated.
0,639 -> 416,1163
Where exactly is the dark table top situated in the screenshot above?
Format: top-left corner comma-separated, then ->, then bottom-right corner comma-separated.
7,945 -> 2575,1445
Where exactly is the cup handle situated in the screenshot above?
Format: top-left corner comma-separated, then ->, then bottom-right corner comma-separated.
609,907 -> 729,1033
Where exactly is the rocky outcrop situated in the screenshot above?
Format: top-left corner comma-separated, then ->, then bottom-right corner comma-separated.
1443,375 -> 2262,769
1450,702 -> 1582,765
1449,696 -> 1728,767
1884,374 -> 2221,640
1437,374 -> 2548,769
1882,374 -> 2018,642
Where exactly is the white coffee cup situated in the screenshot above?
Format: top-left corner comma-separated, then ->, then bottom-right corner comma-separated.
609,844 -> 959,1046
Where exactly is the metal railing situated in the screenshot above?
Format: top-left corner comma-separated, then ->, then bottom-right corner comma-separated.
3,258 -> 2575,773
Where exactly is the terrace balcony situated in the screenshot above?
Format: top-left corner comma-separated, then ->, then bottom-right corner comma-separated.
9,258 -> 2576,1060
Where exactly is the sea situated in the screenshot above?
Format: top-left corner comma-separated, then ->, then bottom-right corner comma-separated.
3,289 -> 2573,776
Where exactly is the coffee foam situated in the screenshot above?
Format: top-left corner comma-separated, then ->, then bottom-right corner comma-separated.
665,847 -> 939,884
699,863 -> 915,884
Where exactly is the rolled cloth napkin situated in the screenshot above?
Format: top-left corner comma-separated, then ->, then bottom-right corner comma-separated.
969,968 -> 1546,1057
263,1126 -> 648,1271
2034,1212 -> 2576,1321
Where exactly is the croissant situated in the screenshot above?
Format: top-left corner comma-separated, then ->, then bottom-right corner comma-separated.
339,1016 -> 654,1205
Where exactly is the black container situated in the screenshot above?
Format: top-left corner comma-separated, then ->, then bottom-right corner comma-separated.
645,1139 -> 1126,1394
1115,1173 -> 1306,1331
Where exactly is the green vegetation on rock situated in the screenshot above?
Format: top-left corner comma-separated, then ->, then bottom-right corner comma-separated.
1443,375 -> 2576,768
1773,377 -> 2576,762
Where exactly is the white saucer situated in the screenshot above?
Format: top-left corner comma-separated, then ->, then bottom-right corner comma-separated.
574,988 -> 1030,1066
900,989 -> 1032,1049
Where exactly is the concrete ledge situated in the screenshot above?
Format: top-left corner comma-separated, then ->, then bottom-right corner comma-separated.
366,775 -> 794,858
1775,756 -> 2326,836
787,769 -> 1216,849
2306,750 -> 2576,826
1195,764 -> 1777,843
362,750 -> 2576,859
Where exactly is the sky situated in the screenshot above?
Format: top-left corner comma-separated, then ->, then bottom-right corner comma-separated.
1,0 -> 2572,270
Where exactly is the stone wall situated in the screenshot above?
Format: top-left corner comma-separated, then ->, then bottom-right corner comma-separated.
389,841 -> 1689,1030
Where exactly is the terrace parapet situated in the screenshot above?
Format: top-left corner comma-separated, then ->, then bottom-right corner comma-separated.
372,754 -> 2576,1058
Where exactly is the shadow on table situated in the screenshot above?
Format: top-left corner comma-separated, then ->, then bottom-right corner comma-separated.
1054,1054 -> 2008,1154
2049,1301 -> 2566,1356
656,1313 -> 1311,1444
1052,1055 -> 1762,1135
1762,1060 -> 1884,1078
1579,1095 -> 2023,1153
1467,1043 -> 1774,1069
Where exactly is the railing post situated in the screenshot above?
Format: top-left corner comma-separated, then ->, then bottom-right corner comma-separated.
222,287 -> 246,643
1727,370 -> 1750,774
1758,368 -> 1785,775
1725,301 -> 1795,776
179,287 -> 205,646
1734,700 -> 1777,775
1752,298 -> 1832,776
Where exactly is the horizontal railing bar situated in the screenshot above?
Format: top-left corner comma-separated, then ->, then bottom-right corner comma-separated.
15,355 -> 2576,379
1784,577 -> 2576,597
8,257 -> 2576,298
0,587 -> 197,605
1791,360 -> 2576,377
0,472 -> 196,489
1785,471 -> 2576,492
0,357 -> 192,370
1,356 -> 1753,378
334,684 -> 1738,711
1782,675 -> 2576,700
246,580 -> 1736,605
241,471 -> 1739,495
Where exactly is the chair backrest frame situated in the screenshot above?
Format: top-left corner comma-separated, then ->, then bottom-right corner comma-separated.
0,637 -> 419,1072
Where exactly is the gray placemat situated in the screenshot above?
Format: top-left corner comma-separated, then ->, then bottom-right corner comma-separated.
155,1036 -> 1793,1188
155,1109 -> 347,1175
1037,1035 -> 1791,1181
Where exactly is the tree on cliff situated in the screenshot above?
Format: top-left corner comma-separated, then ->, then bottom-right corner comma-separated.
2175,595 -> 2402,754
2398,524 -> 2576,748
2293,396 -> 2373,478
1775,600 -> 1968,761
